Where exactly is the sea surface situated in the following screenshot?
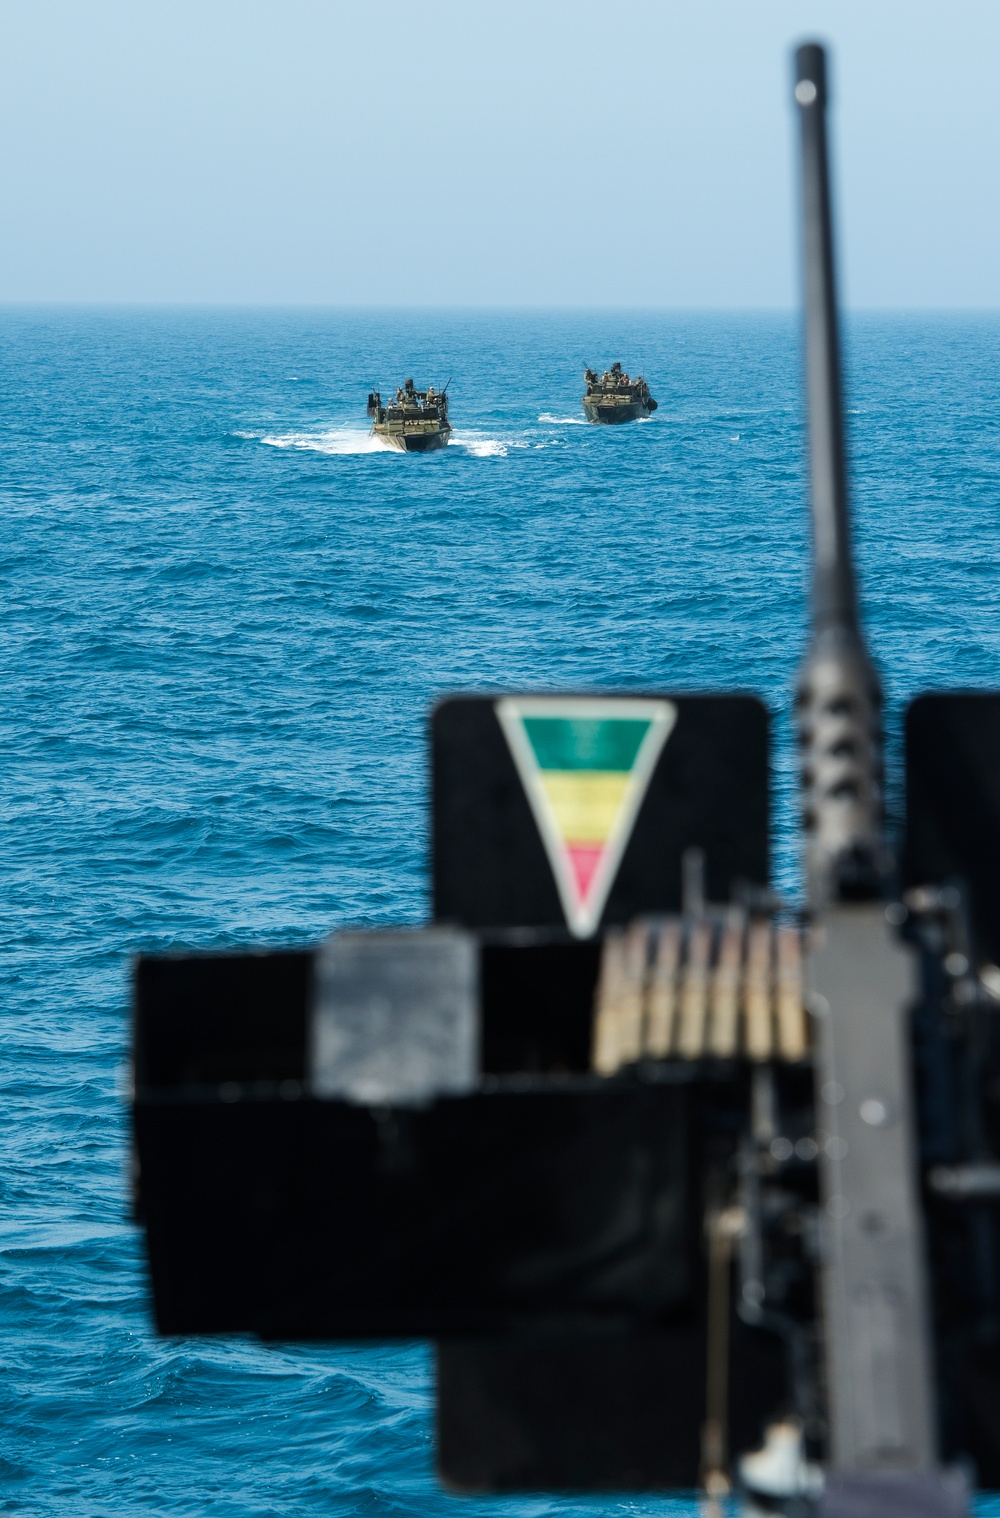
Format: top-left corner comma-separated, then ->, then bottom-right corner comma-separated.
3,308 -> 1000,1516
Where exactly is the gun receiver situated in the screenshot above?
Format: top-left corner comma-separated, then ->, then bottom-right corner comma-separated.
794,43 -> 886,908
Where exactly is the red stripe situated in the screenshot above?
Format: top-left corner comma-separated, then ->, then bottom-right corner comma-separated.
566,843 -> 603,901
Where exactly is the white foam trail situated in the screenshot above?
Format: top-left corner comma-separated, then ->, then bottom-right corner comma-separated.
452,432 -> 509,458
538,412 -> 588,425
259,427 -> 393,456
255,426 -> 521,460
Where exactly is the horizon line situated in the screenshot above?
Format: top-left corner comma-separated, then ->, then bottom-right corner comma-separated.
0,301 -> 998,316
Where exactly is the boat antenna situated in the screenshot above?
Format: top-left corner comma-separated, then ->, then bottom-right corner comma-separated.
794,41 -> 886,908
441,376 -> 452,395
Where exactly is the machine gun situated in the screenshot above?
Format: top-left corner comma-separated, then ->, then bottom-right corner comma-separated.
131,42 -> 1000,1517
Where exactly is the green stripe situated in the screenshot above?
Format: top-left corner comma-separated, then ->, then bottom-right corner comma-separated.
522,717 -> 651,772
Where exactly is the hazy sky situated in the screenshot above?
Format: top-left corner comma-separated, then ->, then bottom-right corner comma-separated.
1,1 -> 997,307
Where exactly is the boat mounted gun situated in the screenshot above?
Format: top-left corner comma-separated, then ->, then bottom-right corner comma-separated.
791,42 -> 946,1511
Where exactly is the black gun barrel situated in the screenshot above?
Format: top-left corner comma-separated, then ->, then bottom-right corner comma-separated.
796,43 -> 858,636
794,42 -> 886,906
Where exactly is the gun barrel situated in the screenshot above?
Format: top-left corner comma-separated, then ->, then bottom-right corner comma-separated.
796,44 -> 858,635
794,43 -> 886,905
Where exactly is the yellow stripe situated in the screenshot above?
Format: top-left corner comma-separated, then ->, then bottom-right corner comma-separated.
539,771 -> 631,844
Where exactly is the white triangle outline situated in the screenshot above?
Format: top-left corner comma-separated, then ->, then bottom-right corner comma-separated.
495,696 -> 678,938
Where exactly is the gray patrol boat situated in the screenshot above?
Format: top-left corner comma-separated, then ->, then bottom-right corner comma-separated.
367,378 -> 451,453
582,362 -> 657,424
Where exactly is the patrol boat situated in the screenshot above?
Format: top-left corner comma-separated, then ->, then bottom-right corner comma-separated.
582,362 -> 657,424
367,378 -> 451,453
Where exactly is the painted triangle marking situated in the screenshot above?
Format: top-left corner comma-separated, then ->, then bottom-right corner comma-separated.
495,695 -> 678,937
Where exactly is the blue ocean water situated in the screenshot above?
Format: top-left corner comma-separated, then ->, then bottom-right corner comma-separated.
3,308 -> 1000,1516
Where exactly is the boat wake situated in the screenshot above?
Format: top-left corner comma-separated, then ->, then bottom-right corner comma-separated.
538,413 -> 588,425
248,426 -> 522,460
258,427 -> 393,456
451,432 -> 512,458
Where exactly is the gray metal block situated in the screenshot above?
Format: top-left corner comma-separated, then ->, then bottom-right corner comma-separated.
809,905 -> 936,1471
310,928 -> 478,1106
819,1469 -> 969,1518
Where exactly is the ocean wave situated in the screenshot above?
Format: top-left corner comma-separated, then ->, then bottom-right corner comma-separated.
0,1220 -> 133,1254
